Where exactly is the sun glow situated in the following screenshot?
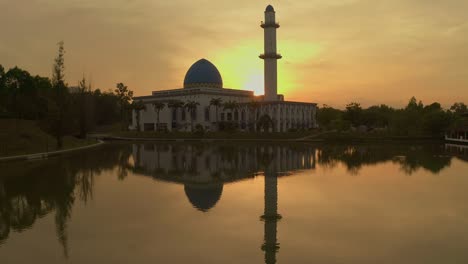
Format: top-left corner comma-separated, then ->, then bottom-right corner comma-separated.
212,40 -> 321,97
244,72 -> 264,95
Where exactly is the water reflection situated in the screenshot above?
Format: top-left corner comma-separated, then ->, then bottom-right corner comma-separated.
0,144 -> 132,256
131,143 -> 315,263
318,144 -> 453,175
0,142 -> 465,263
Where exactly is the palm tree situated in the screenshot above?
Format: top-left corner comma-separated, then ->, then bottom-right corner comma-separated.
223,100 -> 239,126
223,100 -> 239,111
184,100 -> 200,131
167,100 -> 184,131
131,100 -> 146,132
247,101 -> 261,132
209,97 -> 223,128
152,101 -> 165,131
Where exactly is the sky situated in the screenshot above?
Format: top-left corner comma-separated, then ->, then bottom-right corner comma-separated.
0,0 -> 467,108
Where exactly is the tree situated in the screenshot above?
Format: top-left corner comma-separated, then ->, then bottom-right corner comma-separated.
450,102 -> 467,115
209,97 -> 223,128
344,102 -> 362,126
0,65 -> 5,113
115,83 -> 133,130
131,100 -> 146,131
223,100 -> 239,112
43,41 -> 71,149
406,96 -> 423,111
76,76 -> 93,138
167,100 -> 184,130
247,101 -> 261,131
184,100 -> 200,131
317,104 -> 343,129
257,114 -> 274,132
152,101 -> 165,131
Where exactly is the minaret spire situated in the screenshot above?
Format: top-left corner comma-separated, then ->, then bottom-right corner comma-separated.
261,170 -> 281,264
260,5 -> 281,101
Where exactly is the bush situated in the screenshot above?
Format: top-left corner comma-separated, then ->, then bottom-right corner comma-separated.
193,124 -> 205,136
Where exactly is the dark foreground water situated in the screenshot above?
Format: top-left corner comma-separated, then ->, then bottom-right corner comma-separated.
0,142 -> 467,264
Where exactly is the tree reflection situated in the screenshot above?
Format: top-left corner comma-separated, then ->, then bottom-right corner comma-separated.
0,141 -> 464,263
0,143 -> 133,255
317,143 -> 452,175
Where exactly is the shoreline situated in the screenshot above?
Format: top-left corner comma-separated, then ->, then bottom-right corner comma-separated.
0,140 -> 105,163
92,134 -> 444,143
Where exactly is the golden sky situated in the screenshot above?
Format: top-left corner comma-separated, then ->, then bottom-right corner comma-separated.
1,0 -> 467,107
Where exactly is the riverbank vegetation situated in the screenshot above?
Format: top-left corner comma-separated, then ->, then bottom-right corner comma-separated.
0,119 -> 96,157
317,99 -> 467,138
1,43 -> 466,148
0,42 -> 129,154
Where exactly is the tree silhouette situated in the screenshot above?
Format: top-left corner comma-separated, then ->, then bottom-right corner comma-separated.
184,101 -> 200,131
209,97 -> 223,129
152,101 -> 165,131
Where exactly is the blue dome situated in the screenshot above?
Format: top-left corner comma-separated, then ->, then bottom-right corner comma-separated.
184,184 -> 223,212
266,5 -> 274,12
183,59 -> 223,89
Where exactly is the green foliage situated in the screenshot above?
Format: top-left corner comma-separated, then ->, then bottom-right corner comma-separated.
115,83 -> 134,130
193,124 -> 205,136
152,101 -> 165,130
184,100 -> 200,131
42,41 -> 73,149
318,96 -> 463,137
223,100 -> 239,111
450,102 -> 467,115
0,44 -> 130,145
131,100 -> 146,132
257,114 -> 274,132
317,104 -> 343,129
344,102 -> 362,126
209,97 -> 223,127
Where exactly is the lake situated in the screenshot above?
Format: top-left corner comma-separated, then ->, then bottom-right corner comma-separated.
1,142 -> 467,263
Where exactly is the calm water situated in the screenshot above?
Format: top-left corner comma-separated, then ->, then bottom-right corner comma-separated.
1,142 -> 467,264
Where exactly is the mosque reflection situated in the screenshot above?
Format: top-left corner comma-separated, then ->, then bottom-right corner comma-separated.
0,142 -> 464,263
132,143 -> 315,210
131,143 -> 316,263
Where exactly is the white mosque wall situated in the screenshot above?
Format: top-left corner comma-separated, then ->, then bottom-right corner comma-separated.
131,90 -> 317,132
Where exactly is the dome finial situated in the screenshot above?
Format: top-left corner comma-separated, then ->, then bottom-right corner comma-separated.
266,5 -> 274,12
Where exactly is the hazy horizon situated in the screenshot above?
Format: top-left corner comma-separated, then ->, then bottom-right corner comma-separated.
1,0 -> 467,108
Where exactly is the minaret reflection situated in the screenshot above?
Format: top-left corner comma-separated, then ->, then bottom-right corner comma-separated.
131,143 -> 317,263
261,170 -> 281,264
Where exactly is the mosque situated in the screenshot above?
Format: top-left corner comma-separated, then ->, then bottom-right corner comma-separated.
131,5 -> 317,132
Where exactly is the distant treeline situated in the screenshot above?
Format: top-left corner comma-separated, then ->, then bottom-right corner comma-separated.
1,42 -> 467,145
0,42 -> 134,148
317,100 -> 467,136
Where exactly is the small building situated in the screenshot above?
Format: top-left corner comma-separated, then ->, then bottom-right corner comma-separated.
445,113 -> 468,144
131,5 -> 317,133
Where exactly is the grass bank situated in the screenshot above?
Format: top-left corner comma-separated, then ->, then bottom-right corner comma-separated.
110,130 -> 318,140
316,131 -> 443,142
0,119 -> 97,157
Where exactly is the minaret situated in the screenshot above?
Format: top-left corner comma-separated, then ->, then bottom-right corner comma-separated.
260,5 -> 281,101
261,170 -> 281,264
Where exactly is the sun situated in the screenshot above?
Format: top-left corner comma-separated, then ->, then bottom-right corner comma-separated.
244,72 -> 264,95
211,39 -> 321,97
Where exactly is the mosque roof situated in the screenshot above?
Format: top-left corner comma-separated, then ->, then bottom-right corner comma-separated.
184,184 -> 223,212
266,5 -> 274,12
183,59 -> 223,89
